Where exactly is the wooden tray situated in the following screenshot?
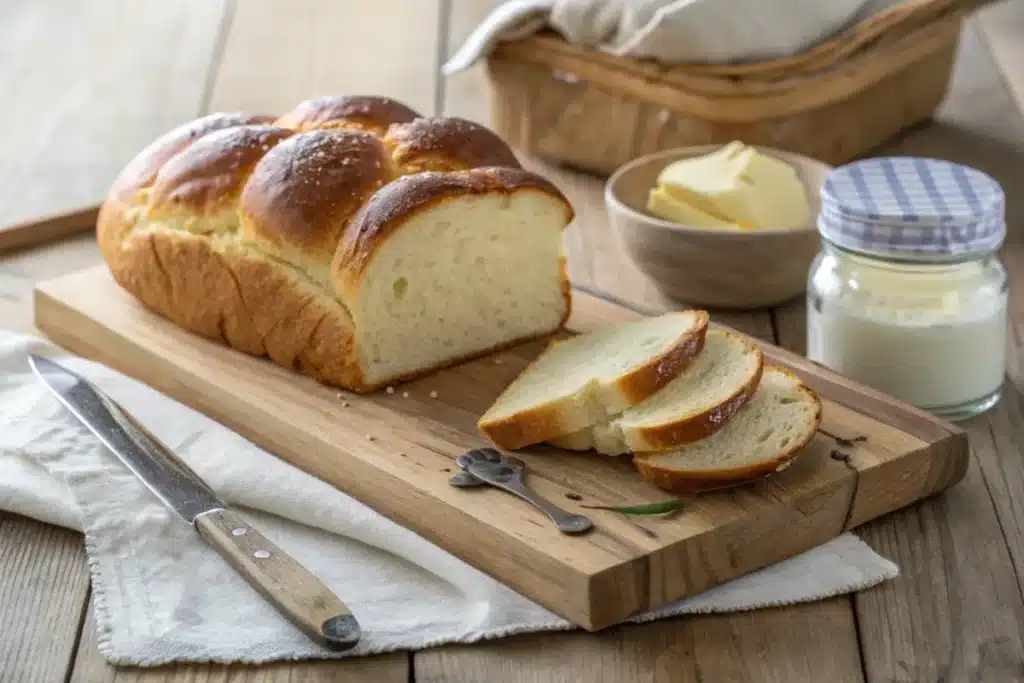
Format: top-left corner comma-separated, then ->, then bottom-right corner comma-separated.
33,266 -> 968,631
0,204 -> 100,255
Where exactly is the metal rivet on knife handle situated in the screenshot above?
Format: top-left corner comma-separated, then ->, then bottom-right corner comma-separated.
194,508 -> 361,651
25,354 -> 363,652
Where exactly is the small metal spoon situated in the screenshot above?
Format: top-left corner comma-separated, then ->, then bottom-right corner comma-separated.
449,448 -> 593,535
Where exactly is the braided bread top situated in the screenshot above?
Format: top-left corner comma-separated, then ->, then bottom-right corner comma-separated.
98,95 -> 574,392
104,95 -> 566,292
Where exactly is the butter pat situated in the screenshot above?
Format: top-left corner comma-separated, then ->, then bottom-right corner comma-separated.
648,141 -> 810,230
647,186 -> 736,229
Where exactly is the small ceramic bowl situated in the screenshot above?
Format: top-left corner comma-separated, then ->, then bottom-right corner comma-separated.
605,145 -> 832,309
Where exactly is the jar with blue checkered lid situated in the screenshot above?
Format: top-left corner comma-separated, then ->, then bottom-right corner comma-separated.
807,157 -> 1007,420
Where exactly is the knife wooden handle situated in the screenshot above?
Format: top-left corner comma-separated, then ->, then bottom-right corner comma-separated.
194,508 -> 361,651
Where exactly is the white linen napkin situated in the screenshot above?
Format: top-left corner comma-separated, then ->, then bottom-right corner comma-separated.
442,0 -> 906,74
0,329 -> 898,666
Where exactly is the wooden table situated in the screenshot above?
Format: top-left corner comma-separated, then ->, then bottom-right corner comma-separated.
2,2 -> 1023,681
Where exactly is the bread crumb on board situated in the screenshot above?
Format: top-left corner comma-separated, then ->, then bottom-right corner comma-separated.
429,390 -> 438,398
365,434 -> 376,442
402,391 -> 410,398
386,386 -> 395,394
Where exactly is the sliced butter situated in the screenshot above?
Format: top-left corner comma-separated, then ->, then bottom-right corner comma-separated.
647,186 -> 737,229
652,141 -> 810,230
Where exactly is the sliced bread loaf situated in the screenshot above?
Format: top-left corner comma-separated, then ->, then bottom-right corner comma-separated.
548,330 -> 763,455
478,311 -> 710,450
633,366 -> 822,494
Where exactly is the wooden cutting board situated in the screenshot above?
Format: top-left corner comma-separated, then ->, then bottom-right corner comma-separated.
33,265 -> 968,631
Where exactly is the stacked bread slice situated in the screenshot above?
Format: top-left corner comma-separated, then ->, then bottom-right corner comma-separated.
478,312 -> 822,494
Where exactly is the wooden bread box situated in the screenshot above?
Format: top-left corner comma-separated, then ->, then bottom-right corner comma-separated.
482,0 -> 998,176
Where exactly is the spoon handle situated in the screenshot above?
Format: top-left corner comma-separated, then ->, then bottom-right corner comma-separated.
466,462 -> 593,534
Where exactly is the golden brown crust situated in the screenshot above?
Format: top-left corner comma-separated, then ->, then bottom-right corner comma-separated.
632,367 -> 823,495
386,117 -> 522,173
274,95 -> 420,134
614,311 -> 710,408
98,114 -> 277,269
624,331 -> 763,452
478,313 -> 710,451
109,112 -> 275,204
98,96 -> 574,393
474,337 -> 573,450
148,125 -> 295,219
333,167 -> 573,293
239,129 -> 394,264
111,225 -> 366,388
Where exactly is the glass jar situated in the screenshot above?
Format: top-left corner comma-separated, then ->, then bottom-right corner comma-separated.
806,157 -> 1008,421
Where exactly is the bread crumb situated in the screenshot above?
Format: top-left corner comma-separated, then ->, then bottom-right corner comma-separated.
366,434 -> 375,442
336,392 -> 344,398
429,390 -> 438,398
341,401 -> 350,407
386,386 -> 395,394
494,359 -> 504,365
402,391 -> 410,398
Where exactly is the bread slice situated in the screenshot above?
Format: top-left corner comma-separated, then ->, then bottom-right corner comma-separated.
548,330 -> 763,455
633,366 -> 822,494
478,311 -> 710,450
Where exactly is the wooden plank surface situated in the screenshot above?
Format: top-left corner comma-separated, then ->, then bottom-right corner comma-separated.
0,1 -> 231,679
1,0 -> 1023,681
0,204 -> 99,256
773,22 -> 1024,682
206,0 -> 443,117
53,1 -> 442,680
431,2 -> 868,681
417,599 -> 864,683
0,0 -> 228,235
32,246 -> 966,633
0,515 -> 91,683
67,603 -> 408,683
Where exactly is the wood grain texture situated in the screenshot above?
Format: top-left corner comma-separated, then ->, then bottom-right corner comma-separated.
67,603 -> 407,683
442,12 -> 868,661
0,513 -> 91,683
417,599 -> 864,683
770,22 -> 1024,681
0,204 -> 100,256
0,1 -> 228,678
206,0 -> 443,116
33,265 -> 966,632
0,0 -> 228,229
1,2 -> 1021,681
0,233 -> 104,335
194,509 -> 359,651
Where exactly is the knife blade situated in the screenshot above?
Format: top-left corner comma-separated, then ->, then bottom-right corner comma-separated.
28,353 -> 361,652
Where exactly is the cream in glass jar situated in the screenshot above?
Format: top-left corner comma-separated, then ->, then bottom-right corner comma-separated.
806,157 -> 1007,420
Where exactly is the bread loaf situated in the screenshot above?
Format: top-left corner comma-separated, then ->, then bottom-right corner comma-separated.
98,95 -> 575,392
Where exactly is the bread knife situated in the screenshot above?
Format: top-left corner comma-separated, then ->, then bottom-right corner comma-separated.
27,353 -> 361,652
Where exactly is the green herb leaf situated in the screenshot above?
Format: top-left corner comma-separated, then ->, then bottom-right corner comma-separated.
580,499 -> 686,515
